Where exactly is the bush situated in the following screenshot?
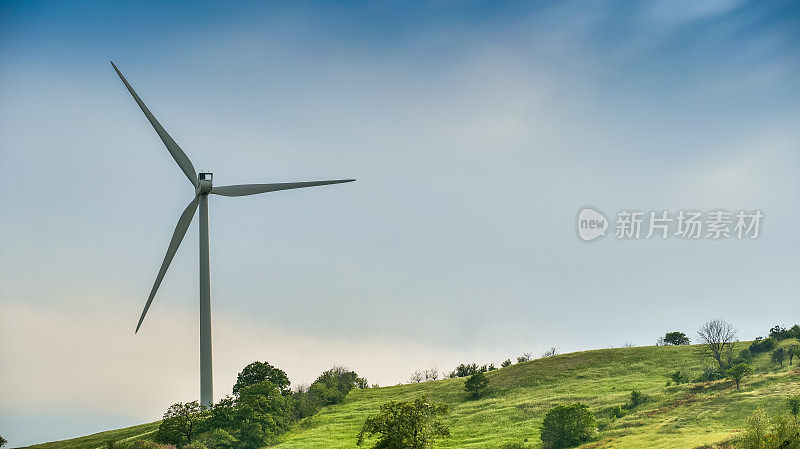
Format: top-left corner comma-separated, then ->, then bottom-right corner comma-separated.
501,359 -> 512,368
464,371 -> 489,398
196,429 -> 238,449
739,409 -> 800,449
670,369 -> 690,384
308,366 -> 362,406
0,436 -> 7,448
540,403 -> 596,448
609,405 -> 627,419
357,397 -> 450,449
749,337 -> 777,354
788,396 -> 800,419
627,390 -> 647,409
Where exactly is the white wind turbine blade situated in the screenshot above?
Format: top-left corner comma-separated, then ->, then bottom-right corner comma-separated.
111,61 -> 199,187
210,179 -> 355,197
136,196 -> 199,333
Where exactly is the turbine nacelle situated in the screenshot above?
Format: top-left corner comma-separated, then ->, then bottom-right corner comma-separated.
197,172 -> 213,194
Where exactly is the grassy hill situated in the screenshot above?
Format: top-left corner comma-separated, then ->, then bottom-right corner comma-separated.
21,340 -> 800,449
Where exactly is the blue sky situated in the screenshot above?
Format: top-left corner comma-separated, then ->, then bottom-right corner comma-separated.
1,0 -> 799,445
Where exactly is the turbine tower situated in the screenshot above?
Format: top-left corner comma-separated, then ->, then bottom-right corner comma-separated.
111,62 -> 354,406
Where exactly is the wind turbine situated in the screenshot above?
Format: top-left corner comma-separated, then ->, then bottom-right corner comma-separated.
111,61 -> 354,406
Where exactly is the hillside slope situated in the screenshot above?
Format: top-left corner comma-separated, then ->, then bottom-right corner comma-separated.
20,342 -> 800,449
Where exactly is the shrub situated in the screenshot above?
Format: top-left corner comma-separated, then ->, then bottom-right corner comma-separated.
156,401 -> 208,446
464,372 -> 489,398
726,363 -> 752,390
196,428 -> 238,449
182,443 -> 207,449
0,436 -> 6,448
540,403 -> 596,448
737,348 -> 754,363
749,337 -> 777,354
789,396 -> 800,420
233,361 -> 290,396
627,390 -> 647,408
541,348 -> 558,358
500,442 -> 526,449
739,409 -> 769,449
610,405 -> 627,419
501,359 -> 512,368
357,397 -> 450,449
670,369 -> 690,385
308,366 -> 362,406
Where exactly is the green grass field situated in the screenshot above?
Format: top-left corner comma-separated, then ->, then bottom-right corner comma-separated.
21,340 -> 800,449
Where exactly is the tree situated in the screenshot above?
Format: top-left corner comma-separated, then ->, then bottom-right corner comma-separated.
308,366 -> 361,406
410,371 -> 424,383
156,401 -> 208,446
423,368 -> 438,381
517,353 -> 532,363
501,359 -> 512,368
789,396 -> 800,420
788,345 -> 800,366
0,435 -> 6,448
697,319 -> 738,372
540,403 -> 596,449
233,361 -> 290,396
662,332 -> 690,345
772,348 -> 787,367
357,397 -> 450,449
208,381 -> 291,448
541,348 -> 558,358
727,363 -> 752,390
464,372 -> 489,398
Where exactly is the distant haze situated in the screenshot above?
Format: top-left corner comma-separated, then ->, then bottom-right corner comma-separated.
1,0 -> 799,446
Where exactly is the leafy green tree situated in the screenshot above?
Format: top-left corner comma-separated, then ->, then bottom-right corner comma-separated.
356,397 -> 450,449
788,345 -> 800,366
501,359 -> 512,368
308,366 -> 361,406
727,363 -> 752,390
540,403 -> 596,448
233,361 -> 290,396
772,348 -> 787,367
209,381 -> 291,449
663,332 -> 690,345
464,371 -> 489,398
789,396 -> 800,420
0,435 -> 6,448
156,401 -> 208,446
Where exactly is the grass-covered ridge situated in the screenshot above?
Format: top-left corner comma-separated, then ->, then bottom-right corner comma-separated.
21,341 -> 800,449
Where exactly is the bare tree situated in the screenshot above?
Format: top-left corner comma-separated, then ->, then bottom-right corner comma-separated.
423,368 -> 439,381
517,352 -> 532,363
541,347 -> 558,358
697,319 -> 738,372
410,370 -> 423,383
